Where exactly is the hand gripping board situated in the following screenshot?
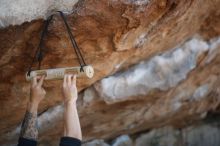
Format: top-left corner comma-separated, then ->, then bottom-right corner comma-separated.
26,65 -> 94,81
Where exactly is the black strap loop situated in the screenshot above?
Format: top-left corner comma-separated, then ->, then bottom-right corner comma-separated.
58,11 -> 86,71
37,15 -> 53,70
27,11 -> 87,76
27,15 -> 53,76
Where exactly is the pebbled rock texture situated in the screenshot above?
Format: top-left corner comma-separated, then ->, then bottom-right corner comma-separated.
82,119 -> 220,146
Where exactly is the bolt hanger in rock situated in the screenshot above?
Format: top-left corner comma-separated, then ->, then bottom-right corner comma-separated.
26,11 -> 94,81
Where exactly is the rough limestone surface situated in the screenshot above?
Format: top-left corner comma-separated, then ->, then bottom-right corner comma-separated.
82,121 -> 220,146
94,38 -> 212,103
82,139 -> 110,146
0,0 -> 220,145
0,0 -> 79,27
112,135 -> 133,146
135,122 -> 220,146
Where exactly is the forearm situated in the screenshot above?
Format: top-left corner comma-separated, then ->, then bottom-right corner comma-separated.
64,101 -> 82,140
19,102 -> 39,140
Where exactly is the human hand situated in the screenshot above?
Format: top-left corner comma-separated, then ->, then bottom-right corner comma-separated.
30,76 -> 46,106
62,74 -> 78,104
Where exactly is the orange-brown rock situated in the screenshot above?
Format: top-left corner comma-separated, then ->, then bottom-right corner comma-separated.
0,0 -> 220,145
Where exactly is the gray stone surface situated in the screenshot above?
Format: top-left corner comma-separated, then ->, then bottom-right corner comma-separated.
0,0 -> 79,27
94,37 -> 220,104
82,139 -> 110,146
112,135 -> 133,146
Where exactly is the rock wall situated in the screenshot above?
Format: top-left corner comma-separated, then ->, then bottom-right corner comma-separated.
0,0 -> 220,145
82,119 -> 220,146
0,0 -> 79,27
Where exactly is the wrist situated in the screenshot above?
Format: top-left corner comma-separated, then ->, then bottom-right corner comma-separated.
28,102 -> 39,113
64,99 -> 77,107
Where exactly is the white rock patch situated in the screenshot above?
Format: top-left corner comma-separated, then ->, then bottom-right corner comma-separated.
192,84 -> 209,101
206,37 -> 220,63
112,135 -> 133,146
0,0 -> 79,28
122,0 -> 151,6
95,38 -> 210,104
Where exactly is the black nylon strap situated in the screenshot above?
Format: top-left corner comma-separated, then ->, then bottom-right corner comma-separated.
27,11 -> 87,76
27,15 -> 53,76
58,11 -> 86,72
37,15 -> 54,70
